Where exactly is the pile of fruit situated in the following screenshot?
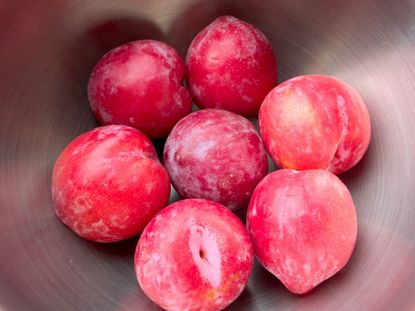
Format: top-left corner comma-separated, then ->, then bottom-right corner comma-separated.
51,15 -> 371,311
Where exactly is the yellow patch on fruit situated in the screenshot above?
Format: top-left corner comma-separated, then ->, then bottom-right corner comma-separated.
280,92 -> 317,128
220,272 -> 243,292
277,157 -> 298,170
203,272 -> 243,301
205,288 -> 216,300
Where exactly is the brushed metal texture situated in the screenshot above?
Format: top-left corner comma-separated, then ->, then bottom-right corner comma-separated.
1,0 -> 414,310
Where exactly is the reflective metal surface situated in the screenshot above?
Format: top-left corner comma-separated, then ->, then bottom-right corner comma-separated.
1,0 -> 415,310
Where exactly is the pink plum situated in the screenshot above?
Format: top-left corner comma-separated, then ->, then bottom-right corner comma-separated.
88,40 -> 192,138
186,15 -> 277,116
163,109 -> 268,210
51,125 -> 170,242
247,169 -> 357,294
135,198 -> 254,311
259,75 -> 371,174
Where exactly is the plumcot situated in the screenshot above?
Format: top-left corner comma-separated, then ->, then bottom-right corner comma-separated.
135,198 -> 254,311
259,75 -> 371,174
51,125 -> 170,242
247,169 -> 358,294
88,40 -> 192,138
186,16 -> 277,116
163,109 -> 268,210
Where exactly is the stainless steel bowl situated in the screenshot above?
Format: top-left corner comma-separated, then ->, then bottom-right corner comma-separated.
1,0 -> 415,310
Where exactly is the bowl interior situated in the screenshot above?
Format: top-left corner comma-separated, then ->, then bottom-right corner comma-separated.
1,0 -> 415,310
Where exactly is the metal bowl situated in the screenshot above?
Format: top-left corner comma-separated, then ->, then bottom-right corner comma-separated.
1,0 -> 415,310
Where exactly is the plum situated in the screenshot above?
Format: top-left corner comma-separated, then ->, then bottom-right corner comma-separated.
51,125 -> 170,242
88,40 -> 192,138
259,75 -> 371,174
135,198 -> 254,311
163,109 -> 268,210
247,169 -> 357,294
186,15 -> 277,116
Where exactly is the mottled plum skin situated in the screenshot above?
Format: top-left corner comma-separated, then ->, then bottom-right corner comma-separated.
163,109 -> 268,210
247,169 -> 357,294
135,199 -> 254,311
186,16 -> 277,116
51,125 -> 170,243
259,75 -> 371,174
88,40 -> 192,138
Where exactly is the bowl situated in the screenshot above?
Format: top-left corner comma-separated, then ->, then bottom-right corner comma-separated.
1,0 -> 415,310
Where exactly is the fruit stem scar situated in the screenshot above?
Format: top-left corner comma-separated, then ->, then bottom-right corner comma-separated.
199,249 -> 205,259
